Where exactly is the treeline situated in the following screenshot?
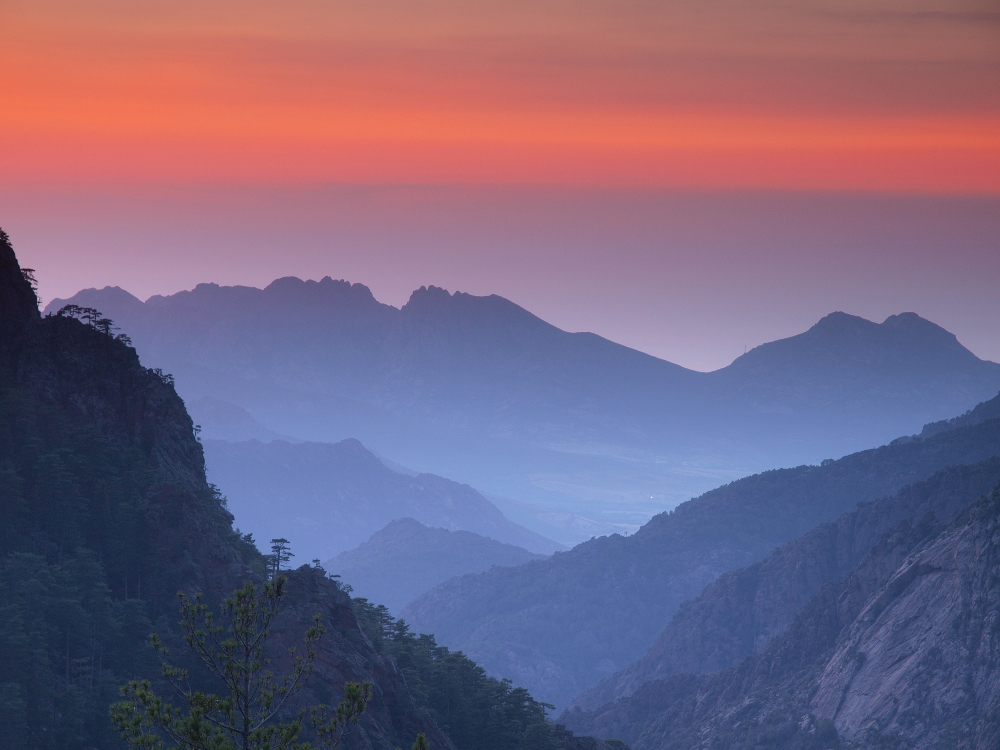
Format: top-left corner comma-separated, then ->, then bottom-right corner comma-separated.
352,598 -> 623,750
0,318 -> 262,748
0,379 -> 160,748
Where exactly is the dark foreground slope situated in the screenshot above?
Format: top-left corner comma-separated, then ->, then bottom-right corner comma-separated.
202,438 -> 561,559
567,483 -> 1000,750
403,398 -> 1000,708
328,518 -> 545,614
0,234 -> 450,750
569,455 -> 1000,711
0,233 -> 615,750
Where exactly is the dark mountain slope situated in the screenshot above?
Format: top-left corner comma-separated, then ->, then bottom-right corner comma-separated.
402,402 -> 1000,709
48,283 -> 1000,530
201,438 -> 562,559
570,455 -> 1000,711
0,234 -> 452,750
566,483 -> 1000,750
327,518 -> 545,614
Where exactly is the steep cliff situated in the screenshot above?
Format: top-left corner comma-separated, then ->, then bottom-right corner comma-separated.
0,231 -> 450,749
570,455 -> 1000,711
566,483 -> 1000,749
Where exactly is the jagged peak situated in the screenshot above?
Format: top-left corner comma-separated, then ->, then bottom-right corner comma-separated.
0,228 -> 41,324
401,284 -> 553,330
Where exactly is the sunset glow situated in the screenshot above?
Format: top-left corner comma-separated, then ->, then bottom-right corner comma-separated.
4,0 -> 998,190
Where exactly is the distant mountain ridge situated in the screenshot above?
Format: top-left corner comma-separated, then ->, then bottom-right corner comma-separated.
327,518 -> 545,614
401,396 -> 1000,709
201,437 -> 562,560
48,281 -> 1000,538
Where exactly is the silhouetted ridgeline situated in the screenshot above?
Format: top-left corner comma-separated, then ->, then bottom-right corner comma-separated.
0,232 -> 608,750
49,281 -> 1000,533
403,395 -> 1000,709
566,483 -> 1000,749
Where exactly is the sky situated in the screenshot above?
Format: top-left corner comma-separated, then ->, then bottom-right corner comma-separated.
1,0 -> 998,370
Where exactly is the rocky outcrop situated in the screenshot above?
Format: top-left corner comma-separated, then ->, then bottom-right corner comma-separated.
0,229 -> 40,325
565,484 -> 1000,749
570,456 -> 1000,711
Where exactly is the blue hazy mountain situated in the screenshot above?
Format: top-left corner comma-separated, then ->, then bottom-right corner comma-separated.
401,396 -> 1000,709
201,437 -> 563,561
327,517 -> 546,615
49,280 -> 1000,541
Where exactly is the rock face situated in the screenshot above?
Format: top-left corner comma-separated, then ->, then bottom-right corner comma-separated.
202,437 -> 561,560
811,493 -> 1000,747
570,456 -> 1000,711
0,234 -> 451,749
564,484 -> 1000,750
0,230 -> 40,325
328,518 -> 545,614
402,404 -> 1000,709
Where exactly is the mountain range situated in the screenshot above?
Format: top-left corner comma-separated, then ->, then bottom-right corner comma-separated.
48,280 -> 1000,542
401,394 -> 1000,710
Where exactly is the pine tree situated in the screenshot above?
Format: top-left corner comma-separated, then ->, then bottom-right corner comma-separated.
268,538 -> 294,579
111,576 -> 371,749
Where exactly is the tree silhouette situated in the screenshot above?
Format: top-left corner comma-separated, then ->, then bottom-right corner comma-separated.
269,538 -> 294,579
110,576 -> 371,750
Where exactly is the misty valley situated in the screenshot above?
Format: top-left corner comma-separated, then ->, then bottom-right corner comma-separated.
4,230 -> 1000,750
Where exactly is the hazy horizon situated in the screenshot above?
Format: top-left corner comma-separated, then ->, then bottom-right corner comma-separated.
10,186 -> 1000,372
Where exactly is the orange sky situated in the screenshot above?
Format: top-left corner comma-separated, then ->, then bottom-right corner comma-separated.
3,0 -> 998,191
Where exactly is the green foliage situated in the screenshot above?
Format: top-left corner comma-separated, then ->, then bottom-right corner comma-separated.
111,577 -> 371,750
353,598 -> 558,750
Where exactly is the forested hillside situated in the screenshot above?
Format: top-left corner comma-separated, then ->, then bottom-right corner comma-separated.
0,231 -> 604,750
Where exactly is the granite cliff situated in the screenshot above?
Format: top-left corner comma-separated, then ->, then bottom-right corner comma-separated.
570,453 -> 1000,711
566,483 -> 1000,749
